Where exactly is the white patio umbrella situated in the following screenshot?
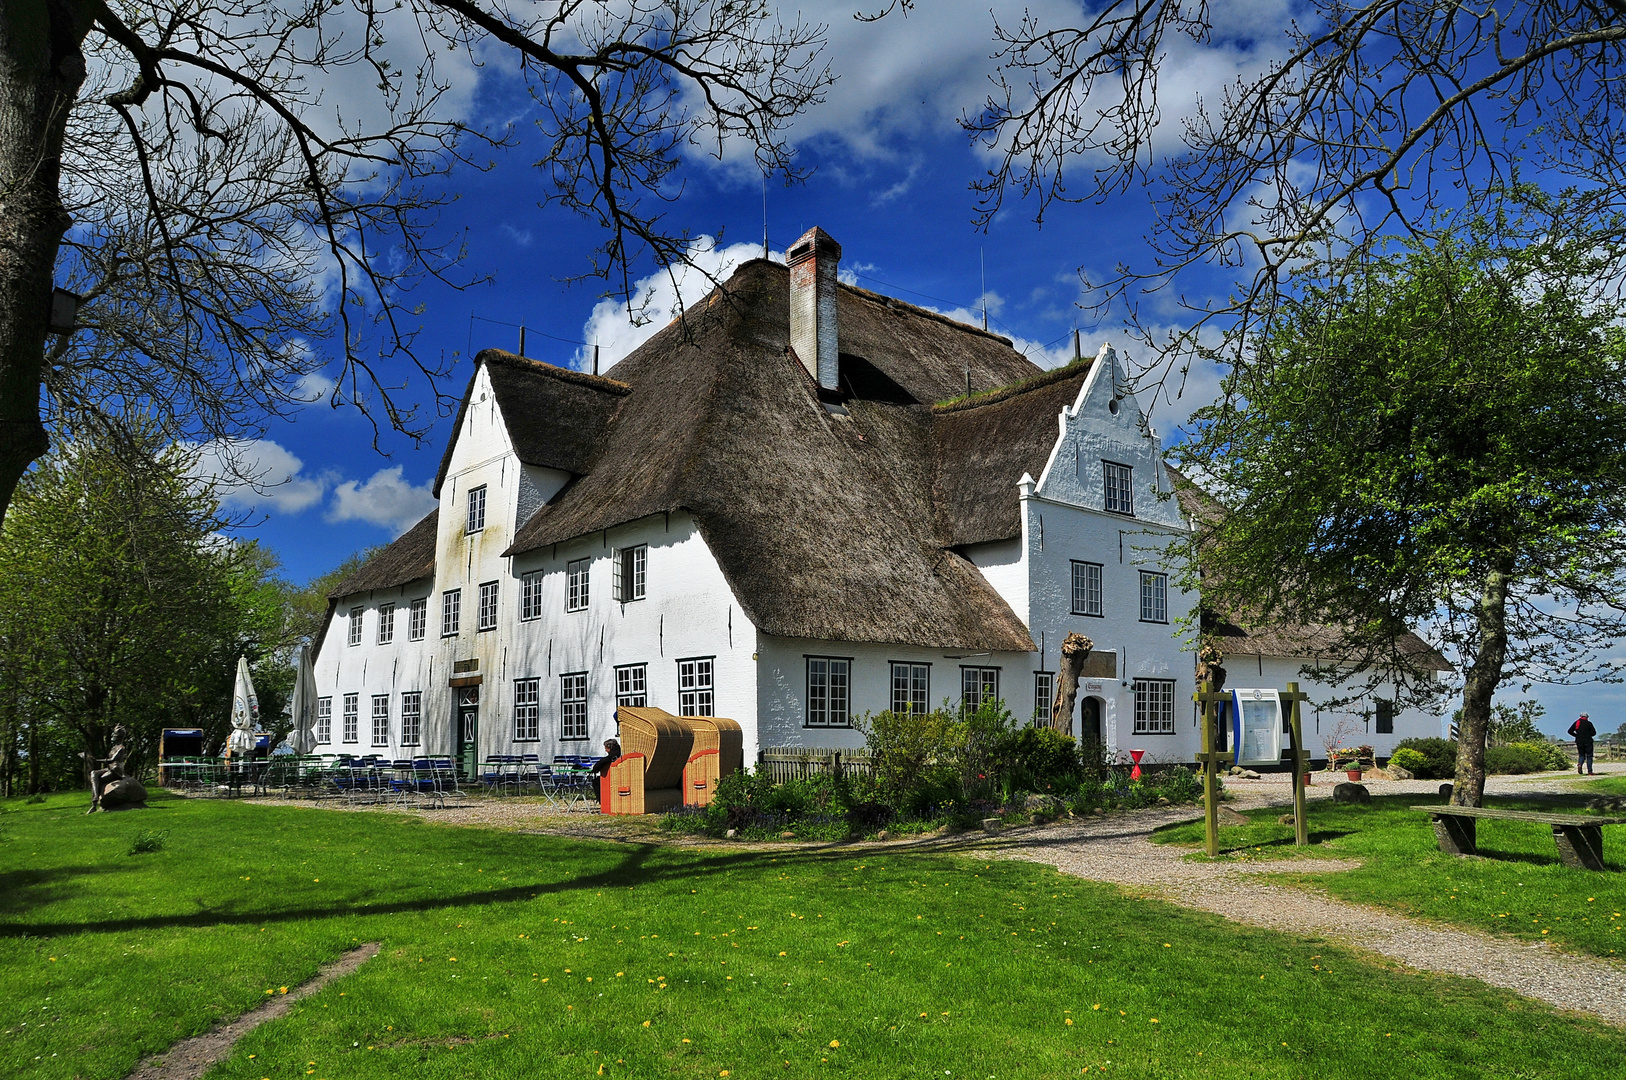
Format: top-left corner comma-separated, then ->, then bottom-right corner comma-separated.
226,655 -> 259,758
288,644 -> 318,754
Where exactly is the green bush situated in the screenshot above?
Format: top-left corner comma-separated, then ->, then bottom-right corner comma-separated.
855,708 -> 966,813
127,829 -> 167,855
1387,747 -> 1428,775
1486,741 -> 1568,774
1394,737 -> 1458,779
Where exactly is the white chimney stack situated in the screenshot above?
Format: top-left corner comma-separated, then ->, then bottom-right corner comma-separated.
788,226 -> 841,390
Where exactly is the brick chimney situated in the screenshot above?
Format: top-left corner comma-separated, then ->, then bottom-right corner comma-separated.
788,226 -> 841,390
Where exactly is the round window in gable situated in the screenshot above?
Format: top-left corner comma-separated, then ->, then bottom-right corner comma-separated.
1108,398 -> 1120,415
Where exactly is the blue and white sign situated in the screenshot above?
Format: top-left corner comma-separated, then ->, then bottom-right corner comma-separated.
1230,688 -> 1282,767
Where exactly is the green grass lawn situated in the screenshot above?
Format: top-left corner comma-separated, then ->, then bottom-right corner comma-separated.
1152,794 -> 1626,959
1580,776 -> 1626,797
4,792 -> 1625,1080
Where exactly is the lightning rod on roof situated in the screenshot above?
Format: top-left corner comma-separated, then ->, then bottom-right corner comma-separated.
593,344 -> 600,376
519,325 -> 526,357
980,247 -> 988,331
763,175 -> 769,260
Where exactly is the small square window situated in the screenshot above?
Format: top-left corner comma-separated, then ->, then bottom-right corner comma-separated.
342,693 -> 359,744
408,598 -> 427,641
478,581 -> 499,631
806,657 -> 851,728
377,602 -> 395,645
1133,679 -> 1176,734
348,607 -> 363,647
467,485 -> 487,533
1103,461 -> 1134,515
566,558 -> 590,612
521,570 -> 544,621
1139,571 -> 1168,623
678,657 -> 714,716
1071,561 -> 1103,616
441,589 -> 461,636
561,672 -> 588,740
616,664 -> 648,709
514,678 -> 540,741
400,692 -> 422,746
615,545 -> 647,602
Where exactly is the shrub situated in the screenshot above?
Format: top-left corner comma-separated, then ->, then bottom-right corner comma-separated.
1487,742 -> 1568,774
855,708 -> 965,813
1394,737 -> 1458,779
127,829 -> 167,855
1387,747 -> 1428,775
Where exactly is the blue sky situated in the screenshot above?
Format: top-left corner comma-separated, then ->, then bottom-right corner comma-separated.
202,3 -> 1618,738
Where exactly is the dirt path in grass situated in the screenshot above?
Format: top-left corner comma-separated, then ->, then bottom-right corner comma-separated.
987,767 -> 1626,1028
122,943 -> 380,1080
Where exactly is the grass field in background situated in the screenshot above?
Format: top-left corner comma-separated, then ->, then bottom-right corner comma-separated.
1152,794 -> 1626,959
3,792 -> 1624,1080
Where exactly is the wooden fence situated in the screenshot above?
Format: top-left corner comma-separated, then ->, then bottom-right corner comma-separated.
756,747 -> 874,783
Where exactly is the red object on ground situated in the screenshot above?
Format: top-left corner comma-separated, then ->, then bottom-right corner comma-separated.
1129,748 -> 1145,781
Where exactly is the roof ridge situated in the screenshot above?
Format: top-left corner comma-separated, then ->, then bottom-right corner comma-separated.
837,280 -> 1016,347
931,355 -> 1093,413
478,349 -> 632,395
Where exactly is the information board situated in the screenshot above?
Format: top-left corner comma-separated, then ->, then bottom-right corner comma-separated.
1230,688 -> 1282,767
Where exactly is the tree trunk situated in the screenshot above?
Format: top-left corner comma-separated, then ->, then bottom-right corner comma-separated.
1050,632 -> 1094,736
1451,563 -> 1512,807
0,3 -> 93,523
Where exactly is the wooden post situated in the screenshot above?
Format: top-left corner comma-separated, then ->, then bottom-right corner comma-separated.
1283,682 -> 1311,847
1193,680 -> 1230,858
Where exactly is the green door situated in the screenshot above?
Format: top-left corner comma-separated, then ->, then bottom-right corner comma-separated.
456,685 -> 480,779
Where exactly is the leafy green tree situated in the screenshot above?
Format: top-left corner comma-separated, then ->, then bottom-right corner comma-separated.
0,429 -> 293,792
1172,217 -> 1626,806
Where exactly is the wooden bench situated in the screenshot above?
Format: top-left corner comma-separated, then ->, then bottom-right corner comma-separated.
1411,805 -> 1626,871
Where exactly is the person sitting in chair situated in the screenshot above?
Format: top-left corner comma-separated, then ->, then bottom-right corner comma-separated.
591,738 -> 623,777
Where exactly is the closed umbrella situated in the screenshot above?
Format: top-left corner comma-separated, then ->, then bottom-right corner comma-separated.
289,644 -> 318,754
226,656 -> 259,758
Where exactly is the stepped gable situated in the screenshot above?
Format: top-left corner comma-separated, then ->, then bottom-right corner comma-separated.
931,358 -> 1094,547
432,351 -> 630,496
503,259 -> 1036,652
328,510 -> 439,598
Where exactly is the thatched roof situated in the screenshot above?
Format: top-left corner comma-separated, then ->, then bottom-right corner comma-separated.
328,510 -> 438,598
1164,467 -> 1452,672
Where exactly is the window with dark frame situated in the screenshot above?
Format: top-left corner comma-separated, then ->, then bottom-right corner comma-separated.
1139,571 -> 1168,623
678,658 -> 714,716
401,692 -> 422,746
371,694 -> 390,746
441,589 -> 461,635
614,544 -> 647,602
477,581 -> 499,631
316,697 -> 332,744
805,657 -> 851,728
890,662 -> 929,715
1033,672 -> 1055,724
467,485 -> 487,533
342,693 -> 359,743
961,667 -> 1000,712
1375,699 -> 1395,734
377,602 -> 395,645
521,570 -> 544,621
616,664 -> 647,708
560,672 -> 588,740
408,598 -> 427,641
1132,678 -> 1176,735
348,607 -> 363,647
1103,460 -> 1134,515
567,558 -> 590,612
1070,560 -> 1103,616
514,678 -> 540,741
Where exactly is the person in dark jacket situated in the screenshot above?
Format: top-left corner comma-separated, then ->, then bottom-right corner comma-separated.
592,738 -> 623,777
1569,714 -> 1597,775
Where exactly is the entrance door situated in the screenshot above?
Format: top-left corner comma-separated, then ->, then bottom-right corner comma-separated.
456,686 -> 480,779
1080,697 -> 1103,744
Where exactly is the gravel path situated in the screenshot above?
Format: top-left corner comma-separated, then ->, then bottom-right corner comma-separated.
989,764 -> 1626,1027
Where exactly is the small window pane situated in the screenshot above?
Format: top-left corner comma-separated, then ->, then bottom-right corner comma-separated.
807,658 -> 850,728
616,664 -> 647,708
342,693 -> 359,743
371,694 -> 390,746
401,692 -> 422,746
1071,561 -> 1102,616
1033,673 -> 1054,724
521,570 -> 543,621
1139,572 -> 1167,623
467,485 -> 487,533
961,667 -> 999,712
679,658 -> 714,716
408,598 -> 427,641
348,607 -> 363,647
316,697 -> 332,744
1132,679 -> 1176,734
890,662 -> 929,714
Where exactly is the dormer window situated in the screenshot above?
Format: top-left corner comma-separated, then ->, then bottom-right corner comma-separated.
1103,461 -> 1133,515
467,485 -> 487,533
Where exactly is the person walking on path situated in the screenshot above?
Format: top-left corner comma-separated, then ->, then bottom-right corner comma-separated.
1569,714 -> 1597,775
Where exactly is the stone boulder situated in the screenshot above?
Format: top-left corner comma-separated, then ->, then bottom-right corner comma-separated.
1278,813 -> 1297,826
1438,783 -> 1453,800
1331,781 -> 1370,804
1024,794 -> 1064,821
1387,764 -> 1414,781
1218,806 -> 1250,825
99,777 -> 147,811
981,817 -> 1002,835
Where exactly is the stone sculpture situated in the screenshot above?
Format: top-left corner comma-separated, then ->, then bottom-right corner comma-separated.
83,725 -> 147,812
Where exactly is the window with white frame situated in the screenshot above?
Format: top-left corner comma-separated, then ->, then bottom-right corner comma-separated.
560,672 -> 588,740
408,598 -> 427,641
348,607 -> 363,647
1070,561 -> 1103,616
377,602 -> 395,645
1103,460 -> 1134,515
520,570 -> 544,621
441,589 -> 460,635
467,485 -> 487,533
678,657 -> 714,716
342,693 -> 359,743
400,692 -> 422,746
514,678 -> 540,741
316,697 -> 332,744
616,664 -> 647,708
371,694 -> 390,746
615,545 -> 647,602
890,662 -> 929,715
961,667 -> 1000,712
1139,571 -> 1168,623
806,657 -> 851,728
566,558 -> 590,612
1133,678 -> 1176,735
1033,672 -> 1054,724
478,581 -> 499,631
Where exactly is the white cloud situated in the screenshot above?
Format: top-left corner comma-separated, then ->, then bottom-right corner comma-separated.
327,466 -> 438,536
293,371 -> 337,403
189,439 -> 334,514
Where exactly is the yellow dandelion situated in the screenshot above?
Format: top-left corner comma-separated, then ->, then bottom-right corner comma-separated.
1092,1004 -> 1101,1011
830,1040 -> 840,1048
683,1039 -> 691,1044
643,1021 -> 652,1027
616,972 -> 625,977
279,986 -> 289,994
1065,1019 -> 1074,1026
1149,1018 -> 1159,1024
